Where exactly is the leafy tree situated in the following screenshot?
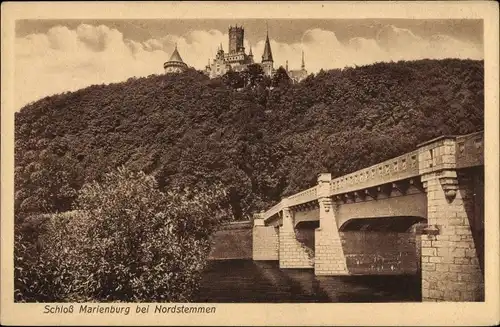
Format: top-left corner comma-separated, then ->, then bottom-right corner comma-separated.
242,63 -> 265,88
15,167 -> 232,302
272,66 -> 291,88
222,70 -> 245,89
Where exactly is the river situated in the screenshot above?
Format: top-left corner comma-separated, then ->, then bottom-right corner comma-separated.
194,259 -> 421,302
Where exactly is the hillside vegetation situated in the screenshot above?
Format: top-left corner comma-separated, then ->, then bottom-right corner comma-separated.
15,59 -> 484,221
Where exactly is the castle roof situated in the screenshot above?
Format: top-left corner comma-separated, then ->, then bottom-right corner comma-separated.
262,31 -> 273,62
168,45 -> 185,63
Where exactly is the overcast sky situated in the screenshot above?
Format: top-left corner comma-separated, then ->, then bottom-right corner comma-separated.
15,19 -> 483,110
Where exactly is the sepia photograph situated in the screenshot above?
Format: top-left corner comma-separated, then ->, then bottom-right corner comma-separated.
1,1 -> 499,326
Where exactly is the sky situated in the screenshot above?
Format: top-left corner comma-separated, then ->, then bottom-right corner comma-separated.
15,19 -> 483,110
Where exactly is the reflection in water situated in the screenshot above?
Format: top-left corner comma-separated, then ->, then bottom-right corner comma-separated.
194,259 -> 421,303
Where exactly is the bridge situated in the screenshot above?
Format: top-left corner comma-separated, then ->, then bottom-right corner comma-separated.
252,131 -> 484,302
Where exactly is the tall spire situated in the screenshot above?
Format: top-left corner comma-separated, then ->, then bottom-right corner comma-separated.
261,25 -> 273,63
286,60 -> 288,71
249,45 -> 253,56
301,50 -> 305,70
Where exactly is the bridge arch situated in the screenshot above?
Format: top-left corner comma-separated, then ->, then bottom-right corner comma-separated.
339,216 -> 427,232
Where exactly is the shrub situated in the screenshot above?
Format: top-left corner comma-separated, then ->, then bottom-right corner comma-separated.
14,167 -> 231,302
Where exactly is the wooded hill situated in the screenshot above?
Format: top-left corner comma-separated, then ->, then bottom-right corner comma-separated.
15,59 -> 484,220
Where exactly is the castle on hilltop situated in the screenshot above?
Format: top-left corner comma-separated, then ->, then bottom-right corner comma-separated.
204,25 -> 275,78
164,25 -> 307,83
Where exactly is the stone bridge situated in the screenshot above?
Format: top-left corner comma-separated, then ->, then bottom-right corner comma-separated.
252,131 -> 484,302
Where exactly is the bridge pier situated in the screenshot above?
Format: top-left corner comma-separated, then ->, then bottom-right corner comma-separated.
419,137 -> 484,301
279,205 -> 314,268
315,174 -> 349,275
252,216 -> 279,261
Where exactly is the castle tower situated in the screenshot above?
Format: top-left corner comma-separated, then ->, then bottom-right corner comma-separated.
229,25 -> 245,54
164,44 -> 188,74
261,28 -> 274,76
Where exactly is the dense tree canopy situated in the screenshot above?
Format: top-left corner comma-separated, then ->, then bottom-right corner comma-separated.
15,59 -> 484,221
15,167 -> 231,302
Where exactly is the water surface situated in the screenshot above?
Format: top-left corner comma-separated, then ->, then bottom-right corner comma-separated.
195,259 -> 421,303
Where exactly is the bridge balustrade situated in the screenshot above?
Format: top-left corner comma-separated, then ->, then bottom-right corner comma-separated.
330,150 -> 419,195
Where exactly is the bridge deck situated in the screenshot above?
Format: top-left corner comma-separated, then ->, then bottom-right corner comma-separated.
261,131 -> 483,224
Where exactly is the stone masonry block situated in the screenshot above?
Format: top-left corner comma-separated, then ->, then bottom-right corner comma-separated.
454,257 -> 470,265
421,247 -> 437,256
422,263 -> 436,271
465,249 -> 477,258
450,248 -> 466,257
429,257 -> 443,263
435,264 -> 449,272
455,241 -> 473,249
421,240 -> 433,247
429,289 -> 443,299
431,240 -> 450,248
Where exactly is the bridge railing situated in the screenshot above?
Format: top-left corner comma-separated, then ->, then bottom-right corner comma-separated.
263,201 -> 284,220
287,186 -> 318,207
261,186 -> 318,220
261,131 -> 483,223
329,150 -> 420,195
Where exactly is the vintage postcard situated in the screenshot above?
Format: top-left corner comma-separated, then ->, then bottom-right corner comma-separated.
1,1 -> 499,326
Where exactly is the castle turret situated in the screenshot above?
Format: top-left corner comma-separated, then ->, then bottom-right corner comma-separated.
164,44 -> 188,74
248,46 -> 254,64
216,43 -> 225,60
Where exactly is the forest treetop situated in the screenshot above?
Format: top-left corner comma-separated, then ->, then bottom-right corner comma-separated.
15,59 -> 484,220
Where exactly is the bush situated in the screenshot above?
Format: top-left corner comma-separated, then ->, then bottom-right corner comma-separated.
14,167 -> 231,302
